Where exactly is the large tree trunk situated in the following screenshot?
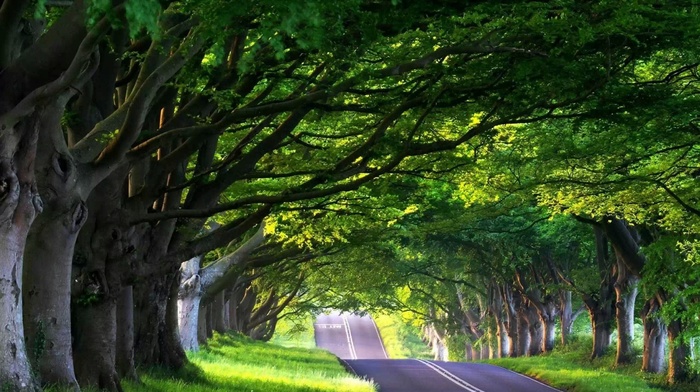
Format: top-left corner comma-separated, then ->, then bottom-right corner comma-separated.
541,308 -> 557,353
0,106 -> 43,391
527,305 -> 544,356
197,305 -> 208,345
73,300 -> 122,392
23,97 -> 83,389
211,290 -> 228,333
0,179 -> 39,390
516,307 -> 531,357
590,308 -> 614,359
558,290 -> 574,346
178,257 -> 203,351
116,286 -> 138,381
72,167 -> 139,391
134,273 -> 187,369
641,297 -> 666,374
496,319 -> 510,358
667,319 -> 693,383
500,284 -> 518,357
464,341 -> 474,361
614,263 -> 639,366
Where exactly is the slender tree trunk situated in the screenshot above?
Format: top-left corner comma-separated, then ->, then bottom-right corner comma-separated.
641,297 -> 666,374
116,286 -> 138,381
614,259 -> 639,366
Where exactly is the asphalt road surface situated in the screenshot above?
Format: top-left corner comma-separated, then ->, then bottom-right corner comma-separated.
314,312 -> 561,392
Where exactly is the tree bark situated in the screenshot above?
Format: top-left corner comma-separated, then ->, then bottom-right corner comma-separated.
558,290 -> 574,346
134,273 -> 187,369
590,307 -> 614,359
197,304 -> 208,345
500,284 -> 518,357
211,290 -> 228,333
527,304 -> 543,356
177,257 -> 202,351
641,297 -> 666,374
516,305 -> 531,357
496,319 -> 509,358
0,170 -> 39,391
0,104 -> 43,391
614,258 -> 639,366
73,299 -> 122,392
542,309 -> 557,353
116,286 -> 138,381
23,97 -> 83,389
667,319 -> 693,383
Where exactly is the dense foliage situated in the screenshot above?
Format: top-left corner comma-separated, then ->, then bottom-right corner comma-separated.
1,0 -> 700,390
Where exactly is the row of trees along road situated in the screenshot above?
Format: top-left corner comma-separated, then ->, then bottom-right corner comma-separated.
1,0 -> 699,390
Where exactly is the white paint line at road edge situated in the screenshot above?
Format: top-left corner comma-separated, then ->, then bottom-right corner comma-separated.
498,366 -> 561,391
416,359 -> 484,392
342,315 -> 358,359
370,317 -> 389,359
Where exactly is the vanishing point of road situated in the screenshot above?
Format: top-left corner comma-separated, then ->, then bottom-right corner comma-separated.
314,311 -> 561,392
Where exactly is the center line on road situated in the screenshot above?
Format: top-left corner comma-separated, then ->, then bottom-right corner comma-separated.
416,359 -> 484,392
343,315 -> 358,359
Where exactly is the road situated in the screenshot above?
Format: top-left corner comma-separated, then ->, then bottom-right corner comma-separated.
314,312 -> 561,392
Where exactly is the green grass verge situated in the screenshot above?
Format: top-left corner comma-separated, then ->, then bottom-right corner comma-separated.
126,333 -> 375,392
373,313 -> 433,359
482,335 -> 682,392
49,333 -> 375,392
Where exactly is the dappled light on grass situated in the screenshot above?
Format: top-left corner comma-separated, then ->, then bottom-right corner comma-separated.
122,333 -> 375,392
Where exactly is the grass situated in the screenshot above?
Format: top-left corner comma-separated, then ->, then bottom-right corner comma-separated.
124,333 -> 375,392
482,335 -> 694,392
269,314 -> 317,349
373,312 -> 433,359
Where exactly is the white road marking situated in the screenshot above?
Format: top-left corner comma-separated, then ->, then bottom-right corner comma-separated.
416,359 -> 484,392
315,323 -> 343,329
370,317 -> 389,359
343,315 -> 358,359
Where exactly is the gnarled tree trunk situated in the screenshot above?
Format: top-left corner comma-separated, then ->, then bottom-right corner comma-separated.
23,96 -> 84,390
0,117 -> 42,391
